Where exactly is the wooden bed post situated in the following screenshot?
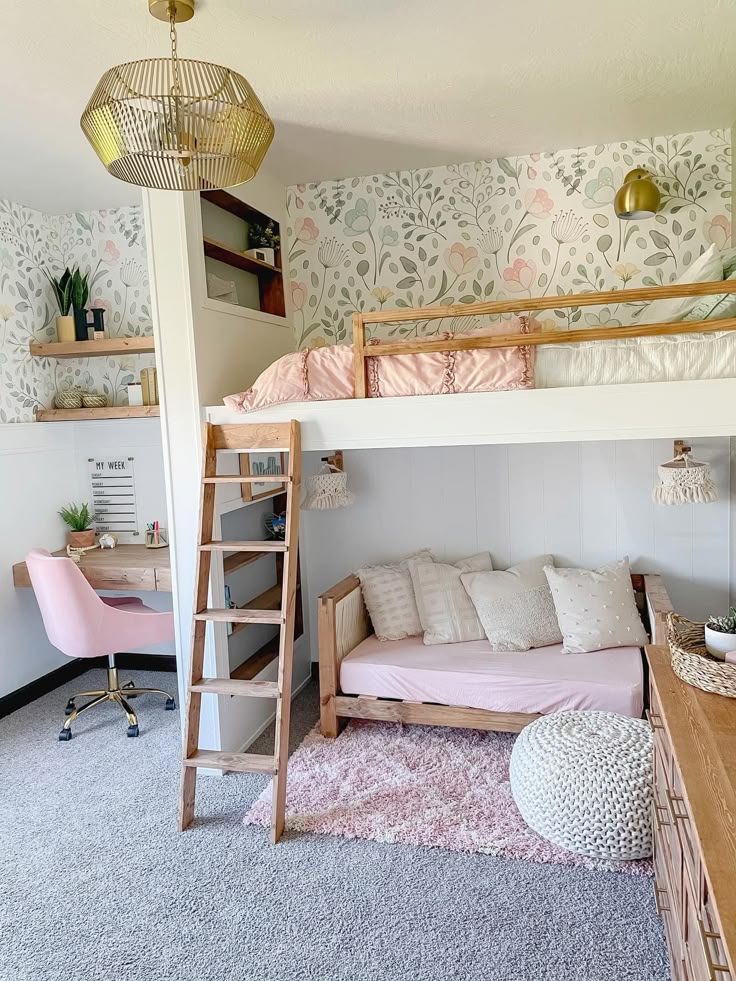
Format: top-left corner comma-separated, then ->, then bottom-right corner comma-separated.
352,313 -> 367,399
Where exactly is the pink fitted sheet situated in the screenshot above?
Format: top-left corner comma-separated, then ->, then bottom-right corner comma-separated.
339,635 -> 644,718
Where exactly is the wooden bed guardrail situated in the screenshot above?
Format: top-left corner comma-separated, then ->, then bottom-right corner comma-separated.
351,279 -> 736,398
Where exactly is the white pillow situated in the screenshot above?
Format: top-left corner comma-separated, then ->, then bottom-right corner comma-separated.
461,555 -> 562,652
409,551 -> 493,646
355,550 -> 432,642
544,558 -> 648,654
636,244 -> 722,325
683,268 -> 736,322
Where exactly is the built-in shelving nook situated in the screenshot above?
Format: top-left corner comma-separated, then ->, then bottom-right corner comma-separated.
200,189 -> 286,318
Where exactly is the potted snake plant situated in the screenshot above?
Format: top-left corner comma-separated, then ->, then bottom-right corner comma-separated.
705,608 -> 736,661
59,502 -> 97,548
45,268 -> 75,342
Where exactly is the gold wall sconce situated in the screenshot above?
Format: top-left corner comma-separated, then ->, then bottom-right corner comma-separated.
614,169 -> 661,220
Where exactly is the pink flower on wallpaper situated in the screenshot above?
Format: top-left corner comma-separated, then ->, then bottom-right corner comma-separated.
703,215 -> 730,249
503,258 -> 537,292
527,167 -> 537,180
444,242 -> 479,276
530,152 -> 541,162
294,216 -> 319,243
291,281 -> 307,311
101,239 -> 120,263
523,188 -> 554,218
90,298 -> 113,321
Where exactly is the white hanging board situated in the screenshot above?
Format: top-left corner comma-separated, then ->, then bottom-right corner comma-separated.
88,456 -> 139,540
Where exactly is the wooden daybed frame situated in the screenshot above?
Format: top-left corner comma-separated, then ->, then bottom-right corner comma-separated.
318,572 -> 674,738
351,280 -> 736,396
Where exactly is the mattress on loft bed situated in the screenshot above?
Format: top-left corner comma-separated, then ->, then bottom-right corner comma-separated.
224,327 -> 736,415
536,330 -> 736,388
339,634 -> 644,718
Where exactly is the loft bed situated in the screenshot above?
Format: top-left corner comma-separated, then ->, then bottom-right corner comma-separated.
206,279 -> 736,452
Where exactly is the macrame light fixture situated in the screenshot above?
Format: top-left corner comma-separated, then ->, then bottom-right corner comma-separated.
653,441 -> 718,507
302,455 -> 354,511
80,0 -> 274,192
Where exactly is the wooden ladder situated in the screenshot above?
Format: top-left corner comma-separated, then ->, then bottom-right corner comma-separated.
179,421 -> 301,843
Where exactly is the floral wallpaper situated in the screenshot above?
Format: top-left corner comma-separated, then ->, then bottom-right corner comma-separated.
0,200 -> 153,423
285,129 -> 731,348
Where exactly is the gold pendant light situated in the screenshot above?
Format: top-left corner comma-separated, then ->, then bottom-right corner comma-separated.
614,168 -> 661,220
80,0 -> 274,191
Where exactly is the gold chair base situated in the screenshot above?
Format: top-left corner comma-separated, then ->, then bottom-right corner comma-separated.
60,665 -> 175,740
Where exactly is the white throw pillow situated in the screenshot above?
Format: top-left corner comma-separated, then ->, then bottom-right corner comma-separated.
544,558 -> 648,654
355,550 -> 432,642
636,244 -> 723,325
409,551 -> 493,646
683,268 -> 736,322
461,555 -> 562,652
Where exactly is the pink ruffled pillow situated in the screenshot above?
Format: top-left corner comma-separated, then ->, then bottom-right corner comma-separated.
223,317 -> 535,413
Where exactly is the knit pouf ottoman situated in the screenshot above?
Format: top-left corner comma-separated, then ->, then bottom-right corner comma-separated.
509,710 -> 653,860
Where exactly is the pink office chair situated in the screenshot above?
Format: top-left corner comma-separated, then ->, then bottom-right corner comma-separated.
26,549 -> 176,741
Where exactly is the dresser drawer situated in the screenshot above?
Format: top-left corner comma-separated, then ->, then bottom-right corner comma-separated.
649,681 -> 673,777
655,837 -> 686,980
669,762 -> 701,906
684,873 -> 732,981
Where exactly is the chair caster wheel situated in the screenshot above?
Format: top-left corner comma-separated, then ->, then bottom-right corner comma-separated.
123,682 -> 137,698
165,698 -> 176,711
64,700 -> 75,716
127,724 -> 140,738
58,729 -> 73,741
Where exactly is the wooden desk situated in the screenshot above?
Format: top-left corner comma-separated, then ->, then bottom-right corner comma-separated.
12,545 -> 171,593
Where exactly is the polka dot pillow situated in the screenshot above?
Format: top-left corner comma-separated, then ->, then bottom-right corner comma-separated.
544,558 -> 648,654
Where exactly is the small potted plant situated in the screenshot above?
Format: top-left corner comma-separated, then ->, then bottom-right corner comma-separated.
246,220 -> 280,266
45,268 -> 75,342
59,503 -> 97,548
70,267 -> 91,341
705,608 -> 736,660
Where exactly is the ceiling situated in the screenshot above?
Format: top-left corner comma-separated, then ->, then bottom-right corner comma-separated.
4,0 -> 736,214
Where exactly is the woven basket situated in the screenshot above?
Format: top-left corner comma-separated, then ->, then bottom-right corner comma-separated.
54,390 -> 83,409
82,393 -> 107,408
666,612 -> 736,698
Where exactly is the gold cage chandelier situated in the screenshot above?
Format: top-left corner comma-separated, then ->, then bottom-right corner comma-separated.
80,0 -> 274,191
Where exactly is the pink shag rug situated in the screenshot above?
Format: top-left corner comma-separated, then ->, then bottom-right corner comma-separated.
244,720 -> 652,876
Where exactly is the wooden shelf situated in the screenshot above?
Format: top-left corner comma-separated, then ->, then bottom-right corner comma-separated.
223,549 -> 270,576
201,189 -> 269,226
203,236 -> 280,277
230,584 -> 283,636
230,637 -> 280,680
30,337 -> 155,358
36,405 -> 160,422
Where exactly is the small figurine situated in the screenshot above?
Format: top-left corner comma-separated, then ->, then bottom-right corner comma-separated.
99,533 -> 118,549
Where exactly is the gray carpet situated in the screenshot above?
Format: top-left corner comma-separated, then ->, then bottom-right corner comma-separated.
0,669 -> 670,981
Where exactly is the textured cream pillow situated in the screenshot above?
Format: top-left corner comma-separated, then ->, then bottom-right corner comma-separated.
544,558 -> 648,654
355,550 -> 432,642
408,552 -> 493,646
461,555 -> 562,652
636,244 -> 722,325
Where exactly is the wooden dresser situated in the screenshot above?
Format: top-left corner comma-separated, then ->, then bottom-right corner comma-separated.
647,646 -> 736,981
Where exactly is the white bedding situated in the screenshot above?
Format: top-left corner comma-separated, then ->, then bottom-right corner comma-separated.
537,331 -> 736,388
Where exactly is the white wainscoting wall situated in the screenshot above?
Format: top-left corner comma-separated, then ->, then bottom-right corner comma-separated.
299,437 -> 734,660
0,418 -> 171,699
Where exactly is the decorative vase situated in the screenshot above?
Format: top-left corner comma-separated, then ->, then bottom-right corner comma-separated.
56,315 -> 75,343
67,529 -> 96,548
91,308 -> 106,336
82,393 -> 108,408
704,625 -> 736,661
73,307 -> 90,341
54,390 -> 83,409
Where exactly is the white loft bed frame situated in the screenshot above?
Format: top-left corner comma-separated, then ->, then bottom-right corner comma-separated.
206,280 -> 736,450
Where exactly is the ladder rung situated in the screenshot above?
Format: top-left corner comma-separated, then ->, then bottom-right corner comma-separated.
190,678 -> 280,698
199,541 -> 288,552
202,475 -> 294,484
194,608 -> 285,624
183,750 -> 277,774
